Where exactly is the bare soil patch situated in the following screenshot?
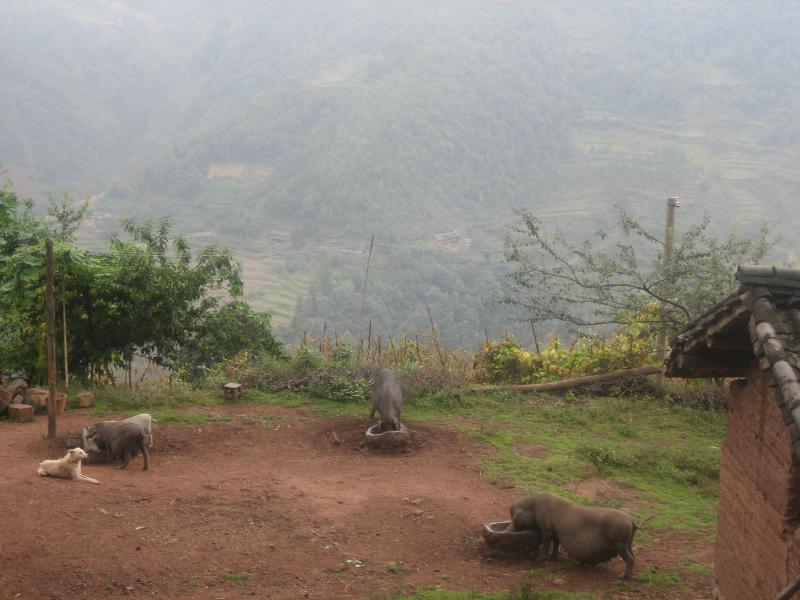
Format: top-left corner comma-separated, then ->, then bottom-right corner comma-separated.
0,404 -> 712,599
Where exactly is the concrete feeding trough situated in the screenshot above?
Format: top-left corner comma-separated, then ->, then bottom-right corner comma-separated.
365,423 -> 409,450
483,521 -> 541,554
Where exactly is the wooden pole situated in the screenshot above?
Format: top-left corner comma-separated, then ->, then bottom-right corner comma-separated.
425,302 -> 446,368
45,239 -> 57,439
62,280 -> 69,388
320,321 -> 327,352
530,321 -> 541,354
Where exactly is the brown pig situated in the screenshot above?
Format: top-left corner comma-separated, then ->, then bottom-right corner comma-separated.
509,493 -> 639,578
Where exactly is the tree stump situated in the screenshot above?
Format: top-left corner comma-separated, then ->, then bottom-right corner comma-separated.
24,388 -> 48,412
46,393 -> 67,415
9,403 -> 33,422
4,378 -> 28,397
77,392 -> 95,408
0,389 -> 13,415
223,382 -> 242,401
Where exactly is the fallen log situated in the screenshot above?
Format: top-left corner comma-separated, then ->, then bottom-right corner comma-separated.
471,365 -> 663,393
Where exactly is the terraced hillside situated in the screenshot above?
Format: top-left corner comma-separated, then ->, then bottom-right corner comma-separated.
2,1 -> 798,345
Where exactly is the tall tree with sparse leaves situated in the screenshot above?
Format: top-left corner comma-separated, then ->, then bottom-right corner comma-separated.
503,206 -> 772,337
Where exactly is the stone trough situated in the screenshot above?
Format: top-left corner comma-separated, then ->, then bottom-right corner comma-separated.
364,423 -> 409,450
482,521 -> 541,554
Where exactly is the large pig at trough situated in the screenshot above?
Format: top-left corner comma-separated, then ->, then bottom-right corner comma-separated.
509,493 -> 640,579
369,368 -> 403,432
83,413 -> 153,451
82,414 -> 152,470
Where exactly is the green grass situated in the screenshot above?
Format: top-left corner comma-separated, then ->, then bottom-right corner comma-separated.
84,385 -> 315,421
431,392 -> 725,533
390,586 -> 601,600
631,567 -> 681,589
223,572 -> 251,582
680,556 -> 712,576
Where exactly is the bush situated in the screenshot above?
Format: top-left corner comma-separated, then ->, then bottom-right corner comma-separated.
307,373 -> 371,403
330,344 -> 354,368
472,317 -> 658,385
292,344 -> 323,372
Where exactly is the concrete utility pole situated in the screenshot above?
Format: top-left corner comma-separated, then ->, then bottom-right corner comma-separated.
358,234 -> 374,360
664,196 -> 682,266
658,196 -> 682,355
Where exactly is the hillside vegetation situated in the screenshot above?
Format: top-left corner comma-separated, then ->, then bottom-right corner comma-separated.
2,1 -> 798,346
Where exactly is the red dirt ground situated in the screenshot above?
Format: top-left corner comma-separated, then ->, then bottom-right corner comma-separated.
0,403 -> 713,599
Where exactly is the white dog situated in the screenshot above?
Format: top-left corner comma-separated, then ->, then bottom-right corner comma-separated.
37,447 -> 100,484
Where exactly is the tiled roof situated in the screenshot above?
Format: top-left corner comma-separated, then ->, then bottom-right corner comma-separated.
666,265 -> 800,455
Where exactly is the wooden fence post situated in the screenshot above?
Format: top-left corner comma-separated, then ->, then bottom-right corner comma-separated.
46,239 -> 57,439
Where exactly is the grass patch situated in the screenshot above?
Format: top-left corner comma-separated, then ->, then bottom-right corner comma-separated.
632,567 -> 681,589
156,412 -> 232,424
391,585 -> 601,599
680,555 -> 712,576
442,393 -> 725,533
223,572 -> 250,582
89,385 -> 224,416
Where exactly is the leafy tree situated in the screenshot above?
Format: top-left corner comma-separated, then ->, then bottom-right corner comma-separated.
0,184 -> 49,379
0,184 -> 283,383
70,217 -> 249,381
503,207 -> 771,337
46,192 -> 89,384
46,192 -> 89,242
175,300 -> 283,382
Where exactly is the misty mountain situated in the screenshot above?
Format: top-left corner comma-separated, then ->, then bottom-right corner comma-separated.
2,0 -> 799,346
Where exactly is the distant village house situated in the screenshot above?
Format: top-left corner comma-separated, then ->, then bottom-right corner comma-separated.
433,230 -> 471,252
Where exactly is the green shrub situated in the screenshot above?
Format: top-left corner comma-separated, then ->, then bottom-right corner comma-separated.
330,344 -> 354,368
292,344 -> 323,372
472,316 -> 658,385
577,444 -> 623,473
307,373 -> 371,403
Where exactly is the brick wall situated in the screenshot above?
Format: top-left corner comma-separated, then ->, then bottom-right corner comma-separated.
716,365 -> 797,599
